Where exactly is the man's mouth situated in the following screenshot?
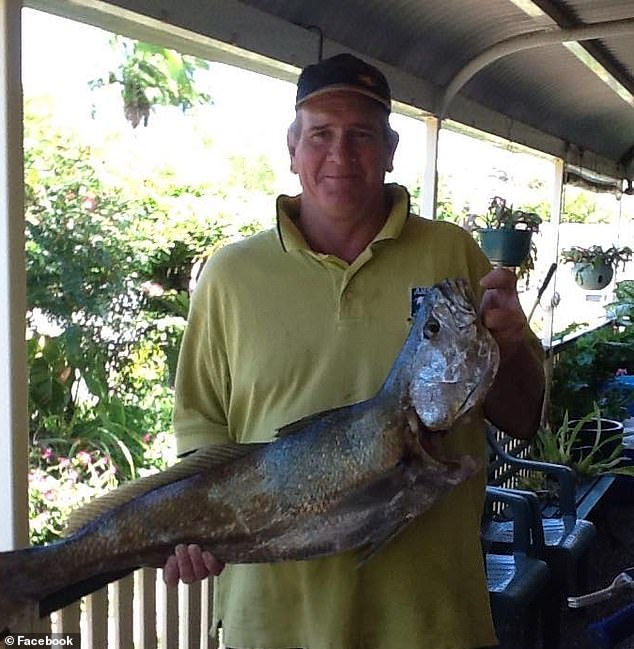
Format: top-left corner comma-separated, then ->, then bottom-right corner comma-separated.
323,172 -> 359,180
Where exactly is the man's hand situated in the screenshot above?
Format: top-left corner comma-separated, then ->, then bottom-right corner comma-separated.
479,267 -> 527,359
480,267 -> 545,439
163,544 -> 225,587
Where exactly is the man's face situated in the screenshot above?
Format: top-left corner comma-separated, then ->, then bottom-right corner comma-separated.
288,91 -> 398,220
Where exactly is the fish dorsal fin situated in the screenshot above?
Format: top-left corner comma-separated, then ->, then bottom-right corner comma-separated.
63,442 -> 261,536
276,402 -> 356,438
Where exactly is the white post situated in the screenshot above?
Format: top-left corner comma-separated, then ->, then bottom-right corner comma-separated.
540,157 -> 564,428
0,0 -> 29,551
421,115 -> 440,219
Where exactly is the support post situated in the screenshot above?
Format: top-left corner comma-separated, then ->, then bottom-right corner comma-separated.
540,157 -> 564,428
421,115 -> 440,219
0,0 -> 29,551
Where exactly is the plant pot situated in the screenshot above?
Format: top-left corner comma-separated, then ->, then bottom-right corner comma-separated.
605,444 -> 634,504
572,261 -> 614,290
570,417 -> 624,463
478,229 -> 532,267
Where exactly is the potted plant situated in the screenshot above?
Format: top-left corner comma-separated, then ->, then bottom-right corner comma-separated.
560,245 -> 632,290
606,279 -> 634,322
472,196 -> 542,273
546,281 -> 634,432
529,404 -> 633,481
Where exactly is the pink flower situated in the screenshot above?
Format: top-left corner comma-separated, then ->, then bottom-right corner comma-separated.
41,447 -> 54,460
82,196 -> 97,212
77,450 -> 92,465
141,281 -> 164,297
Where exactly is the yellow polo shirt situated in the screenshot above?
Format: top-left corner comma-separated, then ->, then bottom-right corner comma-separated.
173,184 -> 498,649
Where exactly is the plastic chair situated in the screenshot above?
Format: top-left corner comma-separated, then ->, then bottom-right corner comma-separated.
484,425 -> 598,648
484,486 -> 551,649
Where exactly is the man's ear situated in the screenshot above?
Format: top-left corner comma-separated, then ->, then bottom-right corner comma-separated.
385,129 -> 399,173
287,126 -> 298,174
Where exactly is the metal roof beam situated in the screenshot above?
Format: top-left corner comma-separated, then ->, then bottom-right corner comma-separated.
531,0 -> 634,97
439,17 -> 634,118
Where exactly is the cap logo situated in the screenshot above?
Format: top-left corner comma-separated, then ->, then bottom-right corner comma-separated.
358,74 -> 377,88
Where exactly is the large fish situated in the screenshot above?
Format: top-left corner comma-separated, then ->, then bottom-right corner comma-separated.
0,277 -> 499,632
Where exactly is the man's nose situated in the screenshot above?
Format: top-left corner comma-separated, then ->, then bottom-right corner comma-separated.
327,134 -> 355,164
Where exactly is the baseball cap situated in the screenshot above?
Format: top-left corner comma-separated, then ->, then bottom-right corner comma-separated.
295,53 -> 391,112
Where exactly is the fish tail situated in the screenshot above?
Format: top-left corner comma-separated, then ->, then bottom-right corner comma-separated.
0,546 -> 41,633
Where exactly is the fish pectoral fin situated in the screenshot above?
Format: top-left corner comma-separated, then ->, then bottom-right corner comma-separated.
356,517 -> 414,566
334,468 -> 406,513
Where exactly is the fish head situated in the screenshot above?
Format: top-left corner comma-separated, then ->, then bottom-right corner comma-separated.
407,278 -> 499,430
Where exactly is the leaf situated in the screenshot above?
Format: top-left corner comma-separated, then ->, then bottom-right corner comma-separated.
98,427 -> 137,480
610,465 -> 634,477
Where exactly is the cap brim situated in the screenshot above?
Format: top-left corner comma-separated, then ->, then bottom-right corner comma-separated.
295,84 -> 391,112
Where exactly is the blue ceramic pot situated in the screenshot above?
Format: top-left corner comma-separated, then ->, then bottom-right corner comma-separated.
478,229 -> 532,267
572,261 -> 614,290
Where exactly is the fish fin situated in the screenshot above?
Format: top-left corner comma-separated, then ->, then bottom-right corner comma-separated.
39,569 -> 135,618
356,518 -> 413,566
276,401 -> 365,438
328,467 -> 414,564
64,442 -> 262,535
0,549 -> 39,634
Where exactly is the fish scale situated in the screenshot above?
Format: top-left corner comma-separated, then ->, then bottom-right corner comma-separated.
0,277 -> 499,634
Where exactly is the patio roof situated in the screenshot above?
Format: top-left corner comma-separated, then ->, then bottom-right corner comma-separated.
29,0 -> 634,184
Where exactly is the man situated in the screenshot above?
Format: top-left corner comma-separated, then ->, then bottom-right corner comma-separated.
165,53 -> 545,649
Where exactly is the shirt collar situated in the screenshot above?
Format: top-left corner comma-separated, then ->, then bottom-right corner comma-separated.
275,183 -> 411,253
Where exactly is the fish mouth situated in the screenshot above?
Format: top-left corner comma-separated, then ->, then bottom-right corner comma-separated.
418,426 -> 479,476
418,427 -> 457,466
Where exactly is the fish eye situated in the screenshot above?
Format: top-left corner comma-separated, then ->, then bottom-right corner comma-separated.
423,317 -> 441,339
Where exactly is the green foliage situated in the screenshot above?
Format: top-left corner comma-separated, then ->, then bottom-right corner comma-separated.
29,448 -> 118,545
531,404 -> 634,480
473,196 -> 543,232
25,130 -> 140,323
606,280 -> 634,322
551,321 -> 588,343
561,186 -> 613,224
549,323 -> 634,426
24,64 -> 270,541
435,198 -> 465,223
90,37 -> 212,127
228,155 -> 276,194
560,245 -> 633,271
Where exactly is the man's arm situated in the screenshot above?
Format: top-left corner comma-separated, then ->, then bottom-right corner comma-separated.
480,268 -> 545,439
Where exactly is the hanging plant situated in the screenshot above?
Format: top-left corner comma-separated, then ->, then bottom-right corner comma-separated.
470,196 -> 543,279
560,245 -> 632,290
90,38 -> 212,128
